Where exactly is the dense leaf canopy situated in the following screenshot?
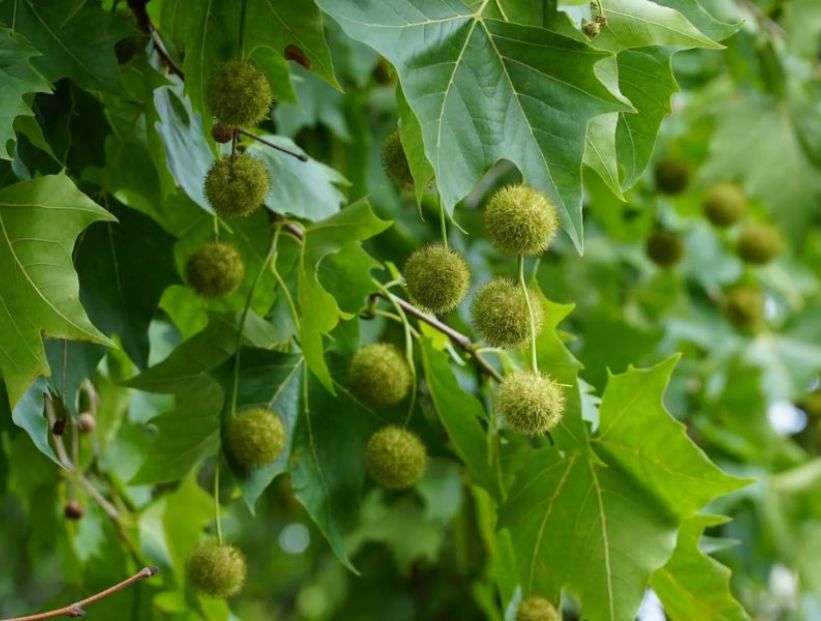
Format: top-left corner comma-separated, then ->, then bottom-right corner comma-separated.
0,1 -> 819,620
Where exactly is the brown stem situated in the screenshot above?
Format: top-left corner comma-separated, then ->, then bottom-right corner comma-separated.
374,292 -> 504,383
2,567 -> 159,621
237,129 -> 309,161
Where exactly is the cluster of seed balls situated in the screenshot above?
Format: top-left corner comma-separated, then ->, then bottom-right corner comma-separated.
184,58 -> 274,302
381,133 -> 567,438
182,58 -> 291,601
648,157 -> 782,330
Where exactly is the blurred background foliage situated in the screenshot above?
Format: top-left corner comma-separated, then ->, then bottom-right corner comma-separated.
0,0 -> 820,620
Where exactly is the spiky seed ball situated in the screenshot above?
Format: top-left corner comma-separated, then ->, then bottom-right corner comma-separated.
382,129 -> 414,190
724,286 -> 763,329
645,229 -> 683,267
485,185 -> 560,256
211,123 -> 233,144
403,244 -> 470,314
498,370 -> 565,436
471,278 -> 544,348
737,223 -> 782,265
350,343 -> 412,408
187,540 -> 246,599
204,153 -> 269,218
185,242 -> 245,298
516,597 -> 560,621
224,408 -> 286,471
702,183 -> 746,227
205,59 -> 273,127
364,425 -> 427,489
654,156 -> 690,195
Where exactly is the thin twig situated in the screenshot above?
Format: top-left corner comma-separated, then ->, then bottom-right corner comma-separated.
2,567 -> 159,621
237,130 -> 309,161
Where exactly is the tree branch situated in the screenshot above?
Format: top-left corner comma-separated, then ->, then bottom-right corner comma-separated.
1,567 -> 159,621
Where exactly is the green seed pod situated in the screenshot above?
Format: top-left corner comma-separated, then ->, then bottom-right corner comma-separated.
654,156 -> 690,195
382,129 -> 414,190
205,59 -> 273,127
485,184 -> 560,255
498,370 -> 565,436
737,223 -> 782,265
185,242 -> 245,298
516,596 -> 560,621
187,540 -> 246,599
645,229 -> 683,267
403,244 -> 470,314
724,286 -> 763,329
364,425 -> 427,489
349,343 -> 412,408
224,408 -> 286,471
702,183 -> 746,227
205,153 -> 269,218
471,278 -> 544,348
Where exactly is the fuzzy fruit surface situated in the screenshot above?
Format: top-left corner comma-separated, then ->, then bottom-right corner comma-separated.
185,242 -> 245,298
224,408 -> 286,471
471,278 -> 544,348
646,229 -> 683,267
738,223 -> 782,264
382,129 -> 414,190
349,343 -> 411,408
516,597 -> 560,621
485,184 -> 559,256
703,183 -> 746,227
206,59 -> 272,127
725,286 -> 763,329
654,156 -> 689,195
187,540 -> 246,599
364,425 -> 427,489
404,244 -> 470,314
205,153 -> 269,218
499,370 -> 565,436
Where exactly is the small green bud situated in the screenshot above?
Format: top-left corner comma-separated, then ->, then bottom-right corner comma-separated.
516,596 -> 560,621
645,229 -> 683,267
382,129 -> 414,190
185,242 -> 245,298
205,153 -> 269,218
737,223 -> 782,265
364,425 -> 427,489
206,59 -> 273,127
187,540 -> 246,599
724,286 -> 763,329
349,343 -> 412,408
654,156 -> 690,195
404,244 -> 470,314
485,184 -> 560,255
702,183 -> 746,227
471,278 -> 543,348
78,412 -> 96,434
224,408 -> 286,471
498,370 -> 565,436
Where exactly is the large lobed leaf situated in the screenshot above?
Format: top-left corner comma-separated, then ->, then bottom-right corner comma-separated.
317,0 -> 628,248
0,27 -> 51,160
0,174 -> 114,409
500,357 -> 747,621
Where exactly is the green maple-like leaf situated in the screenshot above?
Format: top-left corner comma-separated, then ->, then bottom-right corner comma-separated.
297,201 -> 390,391
0,0 -> 133,94
651,515 -> 751,621
500,357 -> 746,621
0,174 -> 115,409
0,27 -> 51,160
317,0 -> 628,248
